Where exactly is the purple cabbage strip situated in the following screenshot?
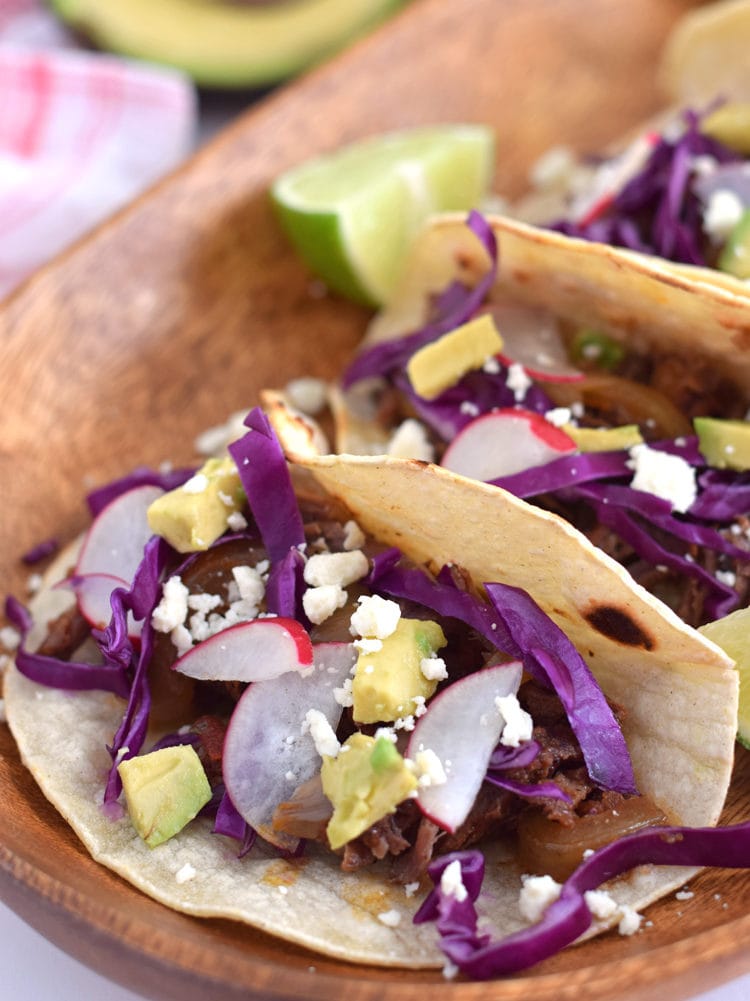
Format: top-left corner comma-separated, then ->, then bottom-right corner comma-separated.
485,774 -> 572,802
86,466 -> 195,518
6,594 -> 131,698
488,740 -> 540,770
582,498 -> 739,619
489,449 -> 632,498
576,483 -> 750,561
415,818 -> 750,979
100,536 -> 171,803
341,210 -> 499,388
21,538 -> 59,565
228,408 -> 304,565
370,550 -> 636,794
266,546 -> 307,619
214,790 -> 258,858
691,469 -> 750,521
549,110 -> 741,266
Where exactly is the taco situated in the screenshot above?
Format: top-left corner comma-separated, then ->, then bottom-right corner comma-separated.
333,211 -> 750,653
2,390 -> 742,978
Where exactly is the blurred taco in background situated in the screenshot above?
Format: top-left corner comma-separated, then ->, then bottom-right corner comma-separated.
3,396 -> 742,978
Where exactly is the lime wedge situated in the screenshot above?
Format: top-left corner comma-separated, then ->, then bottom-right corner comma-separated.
699,607 -> 750,748
271,125 -> 495,306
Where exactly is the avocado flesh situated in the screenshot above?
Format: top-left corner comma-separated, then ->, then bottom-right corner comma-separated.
695,416 -> 750,471
49,0 -> 404,88
718,209 -> 750,281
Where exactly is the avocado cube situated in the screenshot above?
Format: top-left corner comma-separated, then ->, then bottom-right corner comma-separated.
118,744 -> 212,848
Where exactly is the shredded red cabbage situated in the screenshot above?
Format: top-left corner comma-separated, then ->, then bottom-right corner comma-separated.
21,538 -> 59,565
415,817 -> 750,978
488,449 -> 632,498
341,211 -> 498,388
550,110 -> 741,266
266,546 -> 307,619
691,470 -> 750,521
214,789 -> 257,858
86,466 -> 195,518
370,550 -> 636,795
6,594 -> 131,698
228,408 -> 304,565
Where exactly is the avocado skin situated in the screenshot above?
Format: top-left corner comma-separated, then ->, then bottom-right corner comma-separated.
48,0 -> 405,89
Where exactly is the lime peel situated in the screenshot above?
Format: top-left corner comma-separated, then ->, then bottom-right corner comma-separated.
271,125 -> 495,306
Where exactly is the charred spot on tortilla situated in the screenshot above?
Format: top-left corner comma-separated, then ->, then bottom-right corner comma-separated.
584,605 -> 655,650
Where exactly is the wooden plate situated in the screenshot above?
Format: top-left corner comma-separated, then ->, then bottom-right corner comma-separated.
1,0 -> 749,998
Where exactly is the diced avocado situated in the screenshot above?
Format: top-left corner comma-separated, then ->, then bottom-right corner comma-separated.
352,618 -> 447,723
320,733 -> 418,850
147,457 -> 245,553
118,744 -> 212,848
695,416 -> 750,471
406,314 -> 503,400
702,103 -> 750,155
718,209 -> 750,280
48,0 -> 404,89
564,424 -> 643,452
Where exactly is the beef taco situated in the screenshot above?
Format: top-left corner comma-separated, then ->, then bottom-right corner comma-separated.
3,393 -> 742,977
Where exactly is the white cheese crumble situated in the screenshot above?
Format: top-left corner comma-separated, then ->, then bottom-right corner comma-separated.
26,572 -> 43,595
227,511 -> 248,532
377,909 -> 402,928
530,145 -> 576,191
618,906 -> 643,936
519,874 -> 562,922
544,407 -> 573,428
495,693 -> 534,747
284,376 -> 328,415
404,881 -> 420,898
675,890 -> 694,901
584,889 -> 619,921
342,519 -> 366,552
353,637 -> 383,654
483,356 -> 501,375
304,550 -> 368,588
506,362 -> 532,402
442,960 -> 459,981
333,677 -> 354,708
440,859 -> 468,902
386,418 -> 435,462
410,748 -> 448,788
171,624 -> 193,657
302,584 -> 348,625
460,400 -> 480,417
303,708 -> 340,759
152,576 -> 189,633
420,655 -> 448,682
374,726 -> 397,743
194,410 -> 247,456
0,626 -> 20,651
175,863 -> 197,884
233,564 -> 266,607
716,569 -> 737,587
350,594 -> 401,639
703,188 -> 745,242
628,443 -> 697,513
181,472 -> 209,495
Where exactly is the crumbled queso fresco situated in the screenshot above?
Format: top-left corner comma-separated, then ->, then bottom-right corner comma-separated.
627,443 -> 697,513
495,693 -> 534,747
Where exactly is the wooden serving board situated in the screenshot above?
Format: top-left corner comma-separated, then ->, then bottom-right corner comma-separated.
1,1 -> 749,998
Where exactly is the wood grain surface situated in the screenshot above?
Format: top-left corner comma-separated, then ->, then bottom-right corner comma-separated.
2,0 -> 749,999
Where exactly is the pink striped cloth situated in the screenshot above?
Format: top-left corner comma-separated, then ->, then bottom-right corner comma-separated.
0,0 -> 196,298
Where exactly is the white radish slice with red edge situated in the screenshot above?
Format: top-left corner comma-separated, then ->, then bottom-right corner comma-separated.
407,661 -> 523,832
63,572 -> 142,638
222,641 -> 357,849
442,408 -> 577,481
76,484 -> 163,584
172,617 -> 313,682
488,303 -> 583,383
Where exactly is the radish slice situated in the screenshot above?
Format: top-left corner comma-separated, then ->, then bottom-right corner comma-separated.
568,130 -> 660,225
63,572 -> 141,637
489,303 -> 583,383
407,661 -> 523,832
76,484 -> 163,582
442,408 -> 577,481
172,617 -> 313,682
222,641 -> 357,848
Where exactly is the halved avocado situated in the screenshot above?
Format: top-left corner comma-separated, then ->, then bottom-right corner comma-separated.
49,0 -> 405,89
